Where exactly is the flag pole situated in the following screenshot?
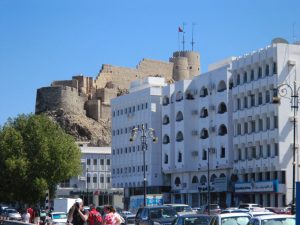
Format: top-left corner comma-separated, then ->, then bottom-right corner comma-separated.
182,23 -> 185,51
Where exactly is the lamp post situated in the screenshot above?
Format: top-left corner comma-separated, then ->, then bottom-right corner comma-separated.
207,148 -> 211,215
273,80 -> 299,215
129,124 -> 158,206
86,168 -> 89,205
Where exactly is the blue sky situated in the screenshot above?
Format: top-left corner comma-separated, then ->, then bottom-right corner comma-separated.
1,0 -> 300,125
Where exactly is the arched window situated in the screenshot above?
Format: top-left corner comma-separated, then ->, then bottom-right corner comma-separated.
200,128 -> 209,139
200,107 -> 208,118
220,146 -> 226,158
176,111 -> 184,121
163,135 -> 170,144
164,154 -> 168,164
200,86 -> 208,97
176,131 -> 184,142
176,91 -> 183,101
185,90 -> 194,100
229,78 -> 233,89
175,177 -> 181,186
163,115 -> 170,125
218,124 -> 227,136
217,80 -> 227,92
192,176 -> 199,184
162,96 -> 169,106
210,174 -> 217,183
200,175 -> 207,185
217,102 -> 227,114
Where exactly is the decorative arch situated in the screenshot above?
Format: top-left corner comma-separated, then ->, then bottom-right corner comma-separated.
162,96 -> 169,105
176,111 -> 184,121
218,124 -> 228,136
163,135 -> 170,144
200,86 -> 208,97
176,131 -> 184,142
217,102 -> 227,114
192,176 -> 199,184
200,107 -> 208,118
175,177 -> 181,186
176,91 -> 183,101
210,174 -> 217,182
217,80 -> 227,92
163,115 -> 170,125
200,128 -> 209,139
200,175 -> 207,185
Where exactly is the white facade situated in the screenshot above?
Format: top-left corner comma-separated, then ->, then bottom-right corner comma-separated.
56,144 -> 123,208
231,43 -> 300,207
111,41 -> 300,208
161,59 -> 233,207
111,77 -> 167,197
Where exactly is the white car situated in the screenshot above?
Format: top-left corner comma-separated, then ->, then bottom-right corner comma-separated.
210,212 -> 251,225
247,214 -> 295,225
164,204 -> 195,215
46,212 -> 68,225
1,208 -> 22,221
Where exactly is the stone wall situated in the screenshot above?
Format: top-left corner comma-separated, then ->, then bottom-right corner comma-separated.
36,86 -> 87,115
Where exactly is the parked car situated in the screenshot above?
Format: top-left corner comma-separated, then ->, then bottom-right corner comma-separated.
247,214 -> 295,225
221,208 -> 249,214
203,204 -> 221,215
238,204 -> 261,211
264,207 -> 290,214
135,205 -> 178,225
46,211 -> 67,225
165,204 -> 195,215
124,214 -> 135,225
209,213 -> 251,225
1,208 -> 22,221
172,213 -> 212,225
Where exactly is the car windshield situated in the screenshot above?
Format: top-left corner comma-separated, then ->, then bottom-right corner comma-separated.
262,218 -> 295,225
149,208 -> 177,219
221,216 -> 250,225
183,217 -> 210,225
52,213 -> 67,219
174,206 -> 193,212
7,209 -> 18,213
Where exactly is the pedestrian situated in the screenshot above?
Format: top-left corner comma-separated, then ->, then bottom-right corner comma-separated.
33,207 -> 41,224
22,209 -> 31,223
102,205 -> 121,225
88,204 -> 102,225
67,198 -> 89,225
27,207 -> 34,223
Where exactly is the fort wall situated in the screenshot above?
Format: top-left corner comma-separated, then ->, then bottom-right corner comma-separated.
36,86 -> 87,115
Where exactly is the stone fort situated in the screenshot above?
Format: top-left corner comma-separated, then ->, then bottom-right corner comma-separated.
36,50 -> 200,124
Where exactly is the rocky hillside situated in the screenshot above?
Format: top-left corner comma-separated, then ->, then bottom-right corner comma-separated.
44,109 -> 111,146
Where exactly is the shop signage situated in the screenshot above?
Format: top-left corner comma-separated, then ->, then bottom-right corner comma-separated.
235,180 -> 278,193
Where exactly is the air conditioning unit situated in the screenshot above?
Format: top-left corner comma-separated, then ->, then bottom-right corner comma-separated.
209,126 -> 216,133
192,110 -> 198,115
209,105 -> 215,111
192,130 -> 198,136
192,151 -> 198,156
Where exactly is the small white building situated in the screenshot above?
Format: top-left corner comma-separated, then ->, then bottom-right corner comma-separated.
56,143 -> 123,208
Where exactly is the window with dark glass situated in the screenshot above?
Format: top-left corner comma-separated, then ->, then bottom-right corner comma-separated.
93,159 -> 97,165
178,152 -> 182,162
251,69 -> 254,81
87,159 -> 91,165
258,67 -> 262,78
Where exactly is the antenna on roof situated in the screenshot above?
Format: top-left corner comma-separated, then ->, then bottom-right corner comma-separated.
191,23 -> 196,51
182,22 -> 186,51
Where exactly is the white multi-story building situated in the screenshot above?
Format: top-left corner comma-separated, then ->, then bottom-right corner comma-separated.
231,41 -> 300,207
56,144 -> 123,207
111,39 -> 300,208
111,77 -> 169,208
161,58 -> 233,207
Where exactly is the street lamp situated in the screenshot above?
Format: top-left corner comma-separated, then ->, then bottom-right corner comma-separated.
129,124 -> 158,206
273,79 -> 299,215
86,168 -> 89,205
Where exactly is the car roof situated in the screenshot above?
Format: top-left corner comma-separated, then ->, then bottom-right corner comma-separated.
165,204 -> 190,206
179,214 -> 212,218
143,205 -> 173,209
217,213 -> 251,218
252,215 -> 295,220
